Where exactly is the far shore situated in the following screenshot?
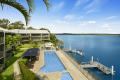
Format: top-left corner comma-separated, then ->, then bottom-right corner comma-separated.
54,33 -> 120,36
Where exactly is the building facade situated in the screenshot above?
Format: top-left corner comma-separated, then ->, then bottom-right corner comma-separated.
9,29 -> 50,43
0,28 -> 50,70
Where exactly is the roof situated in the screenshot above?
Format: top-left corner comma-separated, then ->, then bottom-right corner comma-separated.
0,27 -> 8,32
23,48 -> 40,57
7,29 -> 50,34
0,28 -> 50,34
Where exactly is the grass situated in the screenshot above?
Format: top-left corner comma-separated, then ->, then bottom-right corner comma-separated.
0,65 -> 13,80
0,43 -> 33,80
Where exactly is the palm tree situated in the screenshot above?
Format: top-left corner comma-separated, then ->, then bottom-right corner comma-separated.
0,0 -> 50,25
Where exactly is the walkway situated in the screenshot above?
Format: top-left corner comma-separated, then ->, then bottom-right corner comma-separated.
56,50 -> 88,80
13,60 -> 21,80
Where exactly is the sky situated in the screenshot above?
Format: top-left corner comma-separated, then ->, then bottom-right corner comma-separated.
0,0 -> 120,33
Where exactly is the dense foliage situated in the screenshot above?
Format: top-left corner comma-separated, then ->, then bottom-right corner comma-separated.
19,61 -> 38,80
50,34 -> 63,47
0,19 -> 25,29
5,34 -> 21,51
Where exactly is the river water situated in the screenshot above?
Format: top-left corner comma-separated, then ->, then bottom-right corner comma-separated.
57,35 -> 120,80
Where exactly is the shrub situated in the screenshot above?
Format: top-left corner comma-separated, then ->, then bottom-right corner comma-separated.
19,61 -> 38,80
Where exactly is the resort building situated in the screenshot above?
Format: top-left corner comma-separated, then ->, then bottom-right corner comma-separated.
0,31 -> 3,59
9,29 -> 50,43
0,27 -> 50,70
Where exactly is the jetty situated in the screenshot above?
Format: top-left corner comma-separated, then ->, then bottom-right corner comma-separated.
80,56 -> 115,75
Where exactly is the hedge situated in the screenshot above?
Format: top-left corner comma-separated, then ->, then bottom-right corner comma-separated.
19,61 -> 38,80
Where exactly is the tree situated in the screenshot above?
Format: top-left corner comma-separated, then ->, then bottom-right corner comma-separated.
50,34 -> 63,47
0,19 -> 10,29
40,27 -> 50,33
9,21 -> 25,29
0,0 -> 50,25
5,35 -> 12,49
27,26 -> 36,30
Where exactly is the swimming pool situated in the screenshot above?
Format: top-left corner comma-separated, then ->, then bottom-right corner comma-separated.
40,51 -> 72,80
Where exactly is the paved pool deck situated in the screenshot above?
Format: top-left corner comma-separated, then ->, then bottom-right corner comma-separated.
32,49 -> 88,80
56,50 -> 88,80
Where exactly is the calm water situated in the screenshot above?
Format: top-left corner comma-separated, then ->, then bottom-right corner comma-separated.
57,35 -> 120,80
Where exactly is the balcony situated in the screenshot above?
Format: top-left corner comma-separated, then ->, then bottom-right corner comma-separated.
0,37 -> 4,45
0,51 -> 3,60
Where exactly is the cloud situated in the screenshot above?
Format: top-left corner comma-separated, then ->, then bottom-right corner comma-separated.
52,1 -> 65,11
84,0 -> 108,14
75,0 -> 89,7
88,21 -> 96,24
84,0 -> 100,14
80,20 -> 96,26
55,20 -> 69,24
106,16 -> 117,20
102,23 -> 110,28
64,14 -> 75,20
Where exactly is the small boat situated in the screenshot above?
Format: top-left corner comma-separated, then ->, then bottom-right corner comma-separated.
70,49 -> 83,56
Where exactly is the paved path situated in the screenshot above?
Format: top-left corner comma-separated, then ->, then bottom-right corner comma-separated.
56,50 -> 88,80
13,60 -> 21,80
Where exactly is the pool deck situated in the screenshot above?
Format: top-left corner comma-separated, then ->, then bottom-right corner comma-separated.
32,49 -> 62,80
56,50 -> 88,80
32,48 -> 88,80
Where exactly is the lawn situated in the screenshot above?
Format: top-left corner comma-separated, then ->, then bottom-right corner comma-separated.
0,44 -> 33,80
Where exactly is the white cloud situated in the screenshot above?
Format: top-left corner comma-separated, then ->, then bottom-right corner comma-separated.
102,23 -> 110,28
55,20 -> 69,24
80,20 -> 96,26
64,14 -> 75,20
52,1 -> 65,11
88,21 -> 96,24
107,28 -> 112,31
75,0 -> 89,7
106,16 -> 117,20
84,0 -> 100,14
84,0 -> 108,14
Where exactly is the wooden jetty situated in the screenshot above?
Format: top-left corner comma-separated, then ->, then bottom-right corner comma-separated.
80,56 -> 115,75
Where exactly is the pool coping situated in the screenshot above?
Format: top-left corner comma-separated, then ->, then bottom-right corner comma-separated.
56,50 -> 89,80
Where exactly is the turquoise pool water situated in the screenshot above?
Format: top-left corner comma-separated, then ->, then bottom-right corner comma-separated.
40,51 -> 72,80
61,72 -> 72,80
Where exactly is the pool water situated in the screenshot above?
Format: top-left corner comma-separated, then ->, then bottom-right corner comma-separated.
40,51 -> 73,80
61,72 -> 73,80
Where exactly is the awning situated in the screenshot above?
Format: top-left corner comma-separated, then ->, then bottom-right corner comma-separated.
23,48 -> 40,58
